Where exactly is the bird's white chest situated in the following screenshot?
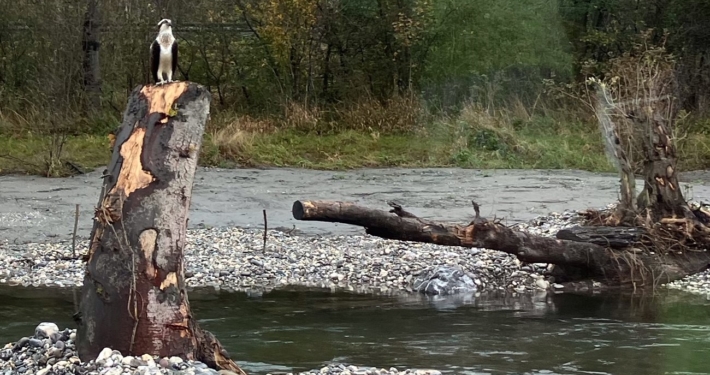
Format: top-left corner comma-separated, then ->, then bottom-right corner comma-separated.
157,32 -> 174,52
159,47 -> 173,60
157,33 -> 174,69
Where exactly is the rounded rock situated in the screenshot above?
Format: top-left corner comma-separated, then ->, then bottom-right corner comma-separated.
34,323 -> 59,340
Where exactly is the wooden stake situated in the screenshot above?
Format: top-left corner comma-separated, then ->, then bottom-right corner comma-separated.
72,204 -> 80,258
262,209 -> 268,252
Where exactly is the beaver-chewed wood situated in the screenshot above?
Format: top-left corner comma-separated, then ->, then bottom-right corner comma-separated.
292,200 -> 710,291
76,82 -> 246,375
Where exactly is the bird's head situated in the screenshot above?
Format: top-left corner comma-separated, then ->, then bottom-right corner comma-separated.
157,19 -> 172,32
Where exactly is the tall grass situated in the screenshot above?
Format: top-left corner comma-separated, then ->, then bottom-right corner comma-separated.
3,88 -> 710,176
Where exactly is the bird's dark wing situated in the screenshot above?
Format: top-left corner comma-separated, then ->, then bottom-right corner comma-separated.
150,40 -> 160,83
172,40 -> 178,79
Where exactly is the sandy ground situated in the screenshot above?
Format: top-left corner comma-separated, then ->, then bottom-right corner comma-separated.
1,167 -> 709,244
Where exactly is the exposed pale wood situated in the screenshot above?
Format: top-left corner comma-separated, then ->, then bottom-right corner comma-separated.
110,127 -> 154,198
141,82 -> 189,116
594,85 -> 637,222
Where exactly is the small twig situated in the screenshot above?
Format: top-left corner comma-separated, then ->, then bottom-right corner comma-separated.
116,208 -> 140,355
72,204 -> 80,258
472,201 -> 481,218
470,201 -> 486,225
387,201 -> 419,218
262,209 -> 267,252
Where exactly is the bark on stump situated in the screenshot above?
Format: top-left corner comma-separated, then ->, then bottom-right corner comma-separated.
77,82 -> 246,374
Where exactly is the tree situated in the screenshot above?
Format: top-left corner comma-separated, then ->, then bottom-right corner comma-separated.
76,82 -> 247,374
82,0 -> 102,111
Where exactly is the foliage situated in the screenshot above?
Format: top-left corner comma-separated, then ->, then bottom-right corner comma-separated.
1,0 -> 710,176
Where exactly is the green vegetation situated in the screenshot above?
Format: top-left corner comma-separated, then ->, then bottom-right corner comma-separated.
1,112 -> 616,175
1,0 -> 710,176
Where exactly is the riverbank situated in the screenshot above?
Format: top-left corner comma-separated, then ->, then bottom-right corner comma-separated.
3,207 -> 709,297
2,167 -> 710,296
1,118 -> 615,177
0,210 -> 582,295
3,119 -> 710,178
0,323 -> 443,375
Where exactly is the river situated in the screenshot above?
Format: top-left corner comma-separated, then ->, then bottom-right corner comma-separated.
1,286 -> 709,375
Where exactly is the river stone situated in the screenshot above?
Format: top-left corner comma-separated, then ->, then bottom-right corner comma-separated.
47,347 -> 63,358
96,347 -> 113,362
48,332 -> 61,344
169,356 -> 183,365
14,337 -> 29,350
414,370 -> 442,375
34,322 -> 59,339
535,278 -> 550,290
412,266 -> 477,295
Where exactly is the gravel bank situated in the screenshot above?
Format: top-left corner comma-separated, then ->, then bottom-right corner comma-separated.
0,323 -> 443,375
1,205 -> 707,296
665,271 -> 710,296
0,210 -> 585,295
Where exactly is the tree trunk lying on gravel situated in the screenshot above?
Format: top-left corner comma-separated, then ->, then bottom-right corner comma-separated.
292,51 -> 710,292
292,200 -> 710,292
77,82 -> 247,375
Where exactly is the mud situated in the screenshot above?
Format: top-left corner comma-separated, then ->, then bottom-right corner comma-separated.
1,167 -> 708,244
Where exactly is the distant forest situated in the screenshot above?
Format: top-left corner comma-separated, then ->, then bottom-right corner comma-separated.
1,0 -> 709,131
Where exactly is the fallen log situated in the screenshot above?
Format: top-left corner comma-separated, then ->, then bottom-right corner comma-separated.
292,200 -> 710,291
77,82 -> 246,375
556,226 -> 647,248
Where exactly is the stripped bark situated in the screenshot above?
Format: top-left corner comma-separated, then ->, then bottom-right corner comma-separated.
77,82 -> 246,375
292,200 -> 710,291
634,102 -> 694,221
594,86 -> 636,221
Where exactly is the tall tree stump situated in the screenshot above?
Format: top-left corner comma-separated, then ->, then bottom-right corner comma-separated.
77,82 -> 246,374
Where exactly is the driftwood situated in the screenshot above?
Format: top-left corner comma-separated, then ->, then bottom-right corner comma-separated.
292,200 -> 710,291
556,226 -> 646,248
291,51 -> 710,293
77,82 -> 246,375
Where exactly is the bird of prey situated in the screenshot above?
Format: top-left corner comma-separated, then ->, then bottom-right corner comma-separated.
150,19 -> 178,85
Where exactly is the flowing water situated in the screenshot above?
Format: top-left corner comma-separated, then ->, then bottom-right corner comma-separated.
1,286 -> 709,375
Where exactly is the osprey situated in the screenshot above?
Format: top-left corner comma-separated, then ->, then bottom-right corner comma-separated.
150,19 -> 178,85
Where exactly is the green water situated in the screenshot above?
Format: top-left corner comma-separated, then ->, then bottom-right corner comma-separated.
1,286 -> 709,375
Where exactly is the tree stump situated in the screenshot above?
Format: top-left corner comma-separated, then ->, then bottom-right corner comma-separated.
77,82 -> 246,374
